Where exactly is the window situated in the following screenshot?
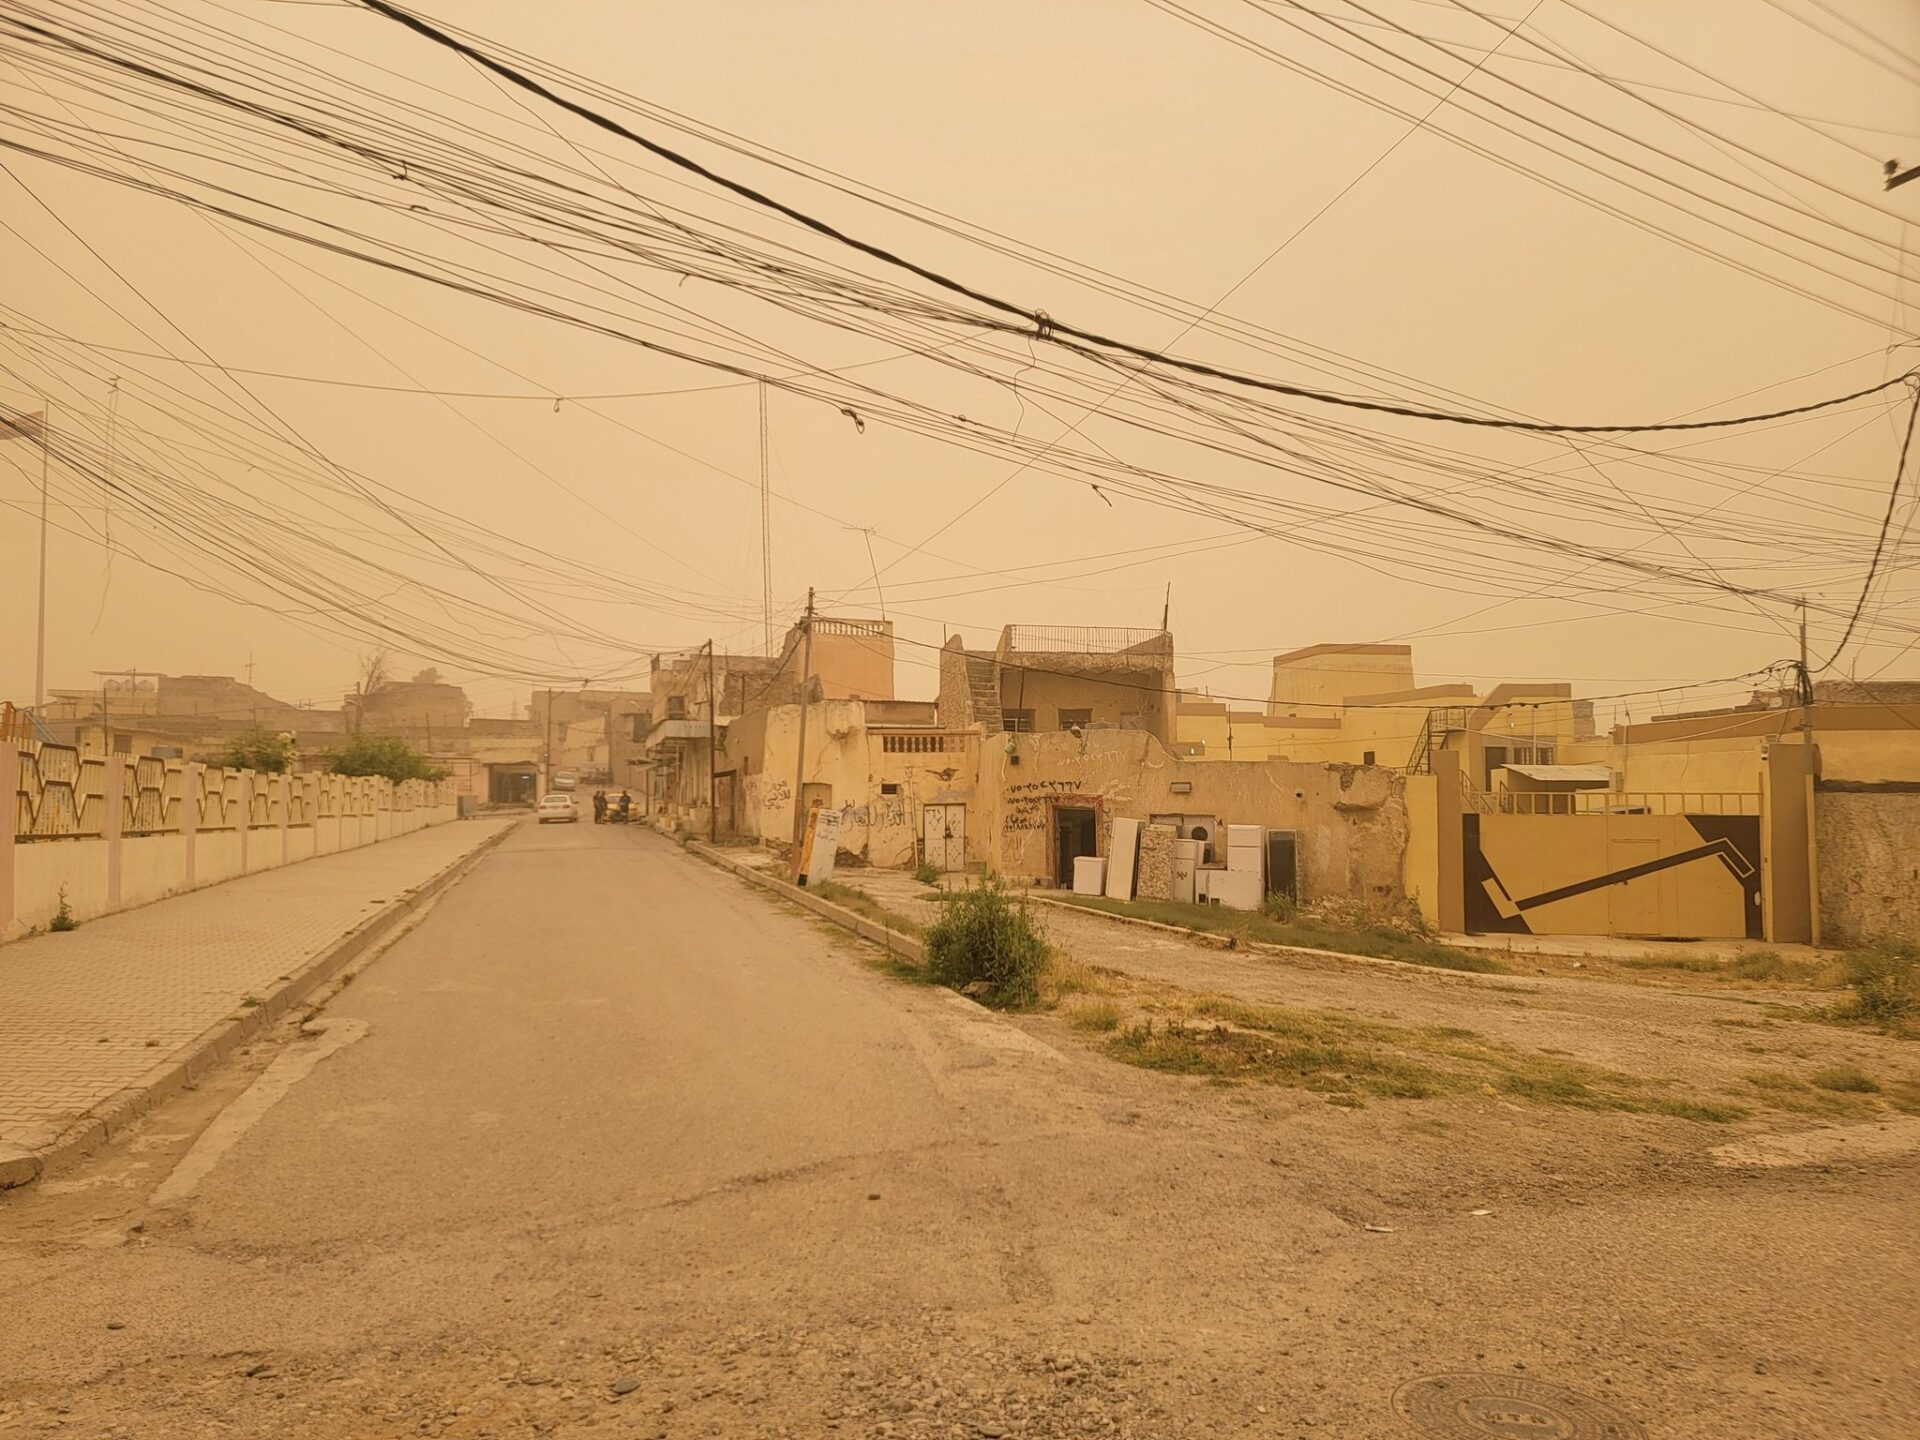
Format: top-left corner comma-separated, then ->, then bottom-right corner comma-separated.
631,714 -> 648,741
666,695 -> 687,720
1057,708 -> 1092,731
113,734 -> 133,755
880,782 -> 901,796
1118,712 -> 1146,731
1005,709 -> 1035,733
1362,750 -> 1376,766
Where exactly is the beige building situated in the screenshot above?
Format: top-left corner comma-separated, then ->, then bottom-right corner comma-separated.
639,618 -> 896,825
1176,643 -> 1590,776
939,626 -> 1176,741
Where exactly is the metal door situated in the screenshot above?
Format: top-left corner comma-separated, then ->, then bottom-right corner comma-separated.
1606,838 -> 1661,935
923,804 -> 965,872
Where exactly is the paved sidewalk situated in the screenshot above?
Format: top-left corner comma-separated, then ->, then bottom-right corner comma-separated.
0,817 -> 516,1164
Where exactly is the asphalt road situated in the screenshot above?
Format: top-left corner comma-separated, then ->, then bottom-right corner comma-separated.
1,818 -> 1913,1438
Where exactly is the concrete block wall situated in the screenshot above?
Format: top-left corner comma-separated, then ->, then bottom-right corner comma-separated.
3,741 -> 457,943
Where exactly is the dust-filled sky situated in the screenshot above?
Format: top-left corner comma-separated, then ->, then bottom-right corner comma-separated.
2,0 -> 1917,727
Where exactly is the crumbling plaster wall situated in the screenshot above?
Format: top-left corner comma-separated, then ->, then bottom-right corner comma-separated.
979,730 -> 1407,900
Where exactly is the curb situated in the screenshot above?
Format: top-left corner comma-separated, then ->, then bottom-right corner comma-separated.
1026,894 -> 1517,984
680,839 -> 926,965
0,819 -> 517,1191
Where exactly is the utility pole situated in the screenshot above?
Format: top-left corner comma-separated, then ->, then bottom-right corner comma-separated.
759,382 -> 774,656
35,407 -> 49,716
543,687 -> 554,792
705,638 -> 718,845
1887,159 -> 1920,191
787,588 -> 815,881
1,401 -> 52,713
1798,597 -> 1821,947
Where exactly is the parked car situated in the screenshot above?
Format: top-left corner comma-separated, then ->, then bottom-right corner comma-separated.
552,769 -> 578,790
536,793 -> 579,824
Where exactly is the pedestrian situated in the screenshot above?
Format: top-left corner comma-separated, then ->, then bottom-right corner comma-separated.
616,789 -> 632,822
592,789 -> 607,823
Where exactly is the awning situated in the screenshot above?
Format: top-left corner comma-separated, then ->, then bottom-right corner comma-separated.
1501,763 -> 1612,783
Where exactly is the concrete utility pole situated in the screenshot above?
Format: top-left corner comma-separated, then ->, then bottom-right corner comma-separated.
759,382 -> 773,657
787,588 -> 815,881
35,408 -> 49,715
706,638 -> 717,845
1799,597 -> 1821,947
543,687 -> 554,791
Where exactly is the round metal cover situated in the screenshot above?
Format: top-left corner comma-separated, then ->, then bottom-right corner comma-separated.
1393,1373 -> 1647,1440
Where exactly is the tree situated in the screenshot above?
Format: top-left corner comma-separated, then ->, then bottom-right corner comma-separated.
325,733 -> 448,783
212,725 -> 297,774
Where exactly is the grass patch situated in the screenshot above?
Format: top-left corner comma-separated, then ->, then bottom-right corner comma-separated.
1617,949 -> 1825,985
1052,894 -> 1502,974
1096,993 -> 1744,1121
1834,941 -> 1917,1031
1738,1068 -> 1876,1117
810,880 -> 925,939
1066,998 -> 1123,1033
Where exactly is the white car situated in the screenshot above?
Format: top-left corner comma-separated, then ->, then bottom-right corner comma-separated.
553,769 -> 578,790
536,793 -> 579,824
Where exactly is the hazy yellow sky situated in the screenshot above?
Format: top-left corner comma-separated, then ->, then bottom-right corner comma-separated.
3,0 -> 1917,723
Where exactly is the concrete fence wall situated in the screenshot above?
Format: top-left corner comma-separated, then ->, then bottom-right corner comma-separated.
3,740 -> 457,942
1815,785 -> 1920,946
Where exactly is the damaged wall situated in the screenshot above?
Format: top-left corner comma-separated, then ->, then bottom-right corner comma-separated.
1816,786 -> 1920,945
722,702 -> 982,868
978,730 -> 1407,902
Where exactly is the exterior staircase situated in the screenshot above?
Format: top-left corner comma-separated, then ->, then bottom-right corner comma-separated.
964,653 -> 1004,732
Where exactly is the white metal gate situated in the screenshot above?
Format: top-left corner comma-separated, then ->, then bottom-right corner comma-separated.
922,804 -> 966,872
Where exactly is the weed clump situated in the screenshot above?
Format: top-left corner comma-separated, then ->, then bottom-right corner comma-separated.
925,879 -> 1049,1009
49,887 -> 79,932
1838,941 -> 1917,1029
913,860 -> 941,887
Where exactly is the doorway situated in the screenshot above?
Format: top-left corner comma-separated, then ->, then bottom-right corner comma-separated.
1053,805 -> 1099,887
1266,830 -> 1299,901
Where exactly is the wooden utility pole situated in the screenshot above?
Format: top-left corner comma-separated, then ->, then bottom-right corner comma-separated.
787,588 -> 815,881
706,638 -> 718,845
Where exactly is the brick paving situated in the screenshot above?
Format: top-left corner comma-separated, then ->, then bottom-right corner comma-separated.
0,818 -> 514,1152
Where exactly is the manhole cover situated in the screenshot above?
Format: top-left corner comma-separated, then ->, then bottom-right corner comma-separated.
1393,1374 -> 1646,1440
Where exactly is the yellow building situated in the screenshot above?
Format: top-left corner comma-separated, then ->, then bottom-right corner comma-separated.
1175,642 -> 1590,774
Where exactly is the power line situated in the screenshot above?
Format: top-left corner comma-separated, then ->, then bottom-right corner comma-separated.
350,0 -> 1917,436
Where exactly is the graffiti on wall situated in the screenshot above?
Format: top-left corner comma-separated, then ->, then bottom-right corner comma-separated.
1003,777 -> 1084,833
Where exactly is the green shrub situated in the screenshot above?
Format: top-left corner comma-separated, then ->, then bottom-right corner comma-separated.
913,861 -> 942,887
325,732 -> 448,783
211,724 -> 297,774
924,880 -> 1048,1008
49,886 -> 78,932
1840,941 -> 1917,1028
